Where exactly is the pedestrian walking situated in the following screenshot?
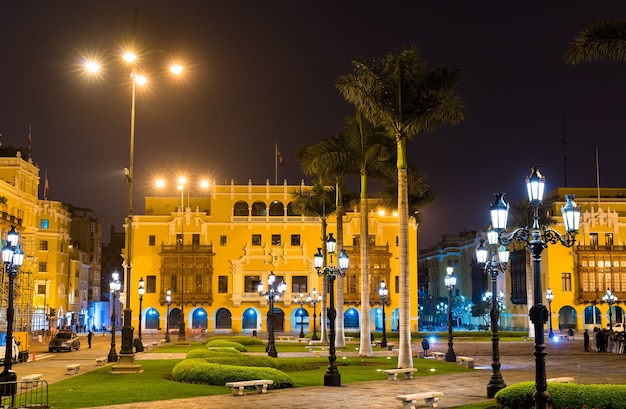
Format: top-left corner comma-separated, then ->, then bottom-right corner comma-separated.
87,329 -> 93,348
583,329 -> 590,352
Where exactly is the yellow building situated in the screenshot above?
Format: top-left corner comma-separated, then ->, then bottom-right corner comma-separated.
126,179 -> 419,338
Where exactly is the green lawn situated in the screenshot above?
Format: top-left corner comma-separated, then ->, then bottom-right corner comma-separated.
45,347 -> 472,409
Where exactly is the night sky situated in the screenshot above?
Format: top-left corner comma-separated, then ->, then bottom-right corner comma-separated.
1,1 -> 625,249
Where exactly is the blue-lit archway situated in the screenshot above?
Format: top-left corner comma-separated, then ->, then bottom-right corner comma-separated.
391,308 -> 400,332
344,308 -> 359,330
242,308 -> 258,331
291,307 -> 309,333
145,308 -> 160,330
192,308 -> 208,330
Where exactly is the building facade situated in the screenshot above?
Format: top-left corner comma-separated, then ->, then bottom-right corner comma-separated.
123,179 -> 419,338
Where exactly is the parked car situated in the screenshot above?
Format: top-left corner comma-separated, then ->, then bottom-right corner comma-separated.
611,323 -> 625,332
48,331 -> 81,352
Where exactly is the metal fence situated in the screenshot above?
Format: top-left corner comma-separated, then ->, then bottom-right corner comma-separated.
0,379 -> 49,409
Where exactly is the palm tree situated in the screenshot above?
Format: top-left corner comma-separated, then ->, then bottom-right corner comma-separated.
564,20 -> 626,64
290,180 -> 336,343
337,45 -> 464,368
344,113 -> 395,357
298,135 -> 356,348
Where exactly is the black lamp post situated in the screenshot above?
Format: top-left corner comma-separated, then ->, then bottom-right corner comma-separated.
137,277 -> 145,352
0,226 -> 24,397
314,233 -> 349,387
379,280 -> 388,348
476,234 -> 509,398
602,288 -> 617,330
293,293 -> 306,338
307,289 -> 322,341
545,288 -> 554,340
164,290 -> 171,343
108,272 -> 121,362
258,272 -> 286,357
444,266 -> 457,362
490,166 -> 581,409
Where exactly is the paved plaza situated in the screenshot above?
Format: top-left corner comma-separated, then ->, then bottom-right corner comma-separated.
14,334 -> 626,409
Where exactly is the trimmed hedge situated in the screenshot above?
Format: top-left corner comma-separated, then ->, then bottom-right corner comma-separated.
172,358 -> 294,389
205,339 -> 247,351
206,335 -> 264,346
186,349 -> 279,368
495,381 -> 626,409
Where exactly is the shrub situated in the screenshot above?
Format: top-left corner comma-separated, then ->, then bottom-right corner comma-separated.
205,339 -> 247,352
206,335 -> 264,346
172,358 -> 294,388
495,381 -> 626,409
186,349 -> 279,368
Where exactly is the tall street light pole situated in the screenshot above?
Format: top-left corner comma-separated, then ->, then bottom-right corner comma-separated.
602,288 -> 617,330
0,226 -> 24,398
490,166 -> 581,409
137,277 -> 145,352
307,289 -> 321,341
293,293 -> 306,338
545,289 -> 554,340
444,266 -> 457,362
314,233 -> 349,387
164,290 -> 171,343
177,177 -> 187,343
108,272 -> 121,363
379,280 -> 388,348
476,233 -> 509,398
258,272 -> 286,357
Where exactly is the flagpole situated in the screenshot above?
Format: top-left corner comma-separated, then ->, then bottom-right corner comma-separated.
275,143 -> 278,185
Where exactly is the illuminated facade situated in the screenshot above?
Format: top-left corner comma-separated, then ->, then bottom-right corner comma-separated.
126,179 -> 419,337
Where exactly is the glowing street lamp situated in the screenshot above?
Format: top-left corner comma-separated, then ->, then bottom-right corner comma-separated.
165,290 -> 172,343
108,272 -> 122,363
379,280 -> 389,348
444,267 -> 457,362
258,272 -> 286,357
293,294 -> 307,338
545,288 -> 554,339
137,277 -> 145,352
307,289 -> 322,341
602,288 -> 618,330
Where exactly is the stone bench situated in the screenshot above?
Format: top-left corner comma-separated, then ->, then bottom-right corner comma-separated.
547,377 -> 575,383
66,363 -> 81,375
431,352 -> 445,360
396,391 -> 444,409
457,356 -> 474,368
95,357 -> 107,366
224,379 -> 273,396
21,374 -> 43,388
382,367 -> 417,381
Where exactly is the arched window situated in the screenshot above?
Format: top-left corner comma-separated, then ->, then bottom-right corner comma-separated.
269,201 -> 284,216
145,308 -> 160,329
344,308 -> 359,329
169,308 -> 181,330
233,201 -> 249,216
251,201 -> 266,216
192,308 -> 208,330
216,308 -> 232,329
286,202 -> 301,216
242,308 -> 257,329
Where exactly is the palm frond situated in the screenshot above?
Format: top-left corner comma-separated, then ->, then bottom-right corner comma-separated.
565,19 -> 626,64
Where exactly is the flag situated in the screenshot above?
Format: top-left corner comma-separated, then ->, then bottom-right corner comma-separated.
28,125 -> 32,160
44,169 -> 49,200
276,144 -> 285,167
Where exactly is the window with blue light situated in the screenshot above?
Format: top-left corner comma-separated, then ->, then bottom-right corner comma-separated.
40,219 -> 49,229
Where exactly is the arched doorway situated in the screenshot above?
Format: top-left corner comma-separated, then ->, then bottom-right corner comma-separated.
291,307 -> 309,334
192,308 -> 208,330
215,308 -> 232,331
169,308 -> 181,332
145,308 -> 160,330
344,308 -> 359,330
391,308 -> 400,332
557,306 -> 576,330
584,305 -> 602,328
242,308 -> 257,331
267,308 -> 285,332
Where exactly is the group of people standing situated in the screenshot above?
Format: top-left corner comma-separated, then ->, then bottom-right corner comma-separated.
583,327 -> 625,353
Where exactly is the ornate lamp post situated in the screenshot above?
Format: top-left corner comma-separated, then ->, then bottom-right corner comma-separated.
476,233 -> 509,397
444,266 -> 457,362
379,280 -> 389,348
0,226 -> 24,397
293,293 -> 307,338
258,272 -> 286,357
489,166 -> 581,409
108,272 -> 121,363
164,290 -> 171,343
545,289 -> 554,339
137,277 -> 145,352
602,288 -> 617,330
307,289 -> 322,341
314,233 -> 349,387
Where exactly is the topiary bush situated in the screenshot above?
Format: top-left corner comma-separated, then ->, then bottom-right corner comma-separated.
172,358 -> 294,388
495,381 -> 626,409
205,339 -> 247,352
186,349 -> 279,368
206,335 -> 264,346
